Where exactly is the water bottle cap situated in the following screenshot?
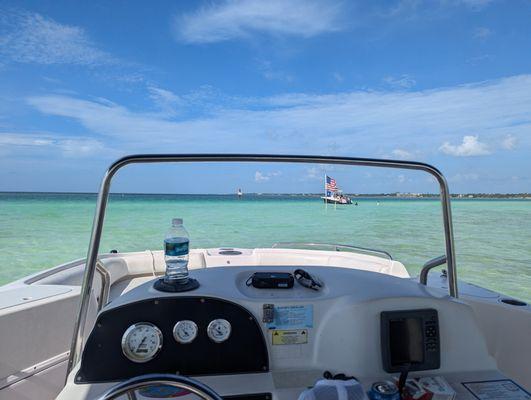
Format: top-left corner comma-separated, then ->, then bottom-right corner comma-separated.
172,218 -> 183,226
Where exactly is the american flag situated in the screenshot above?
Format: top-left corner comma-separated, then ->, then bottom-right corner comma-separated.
326,175 -> 337,191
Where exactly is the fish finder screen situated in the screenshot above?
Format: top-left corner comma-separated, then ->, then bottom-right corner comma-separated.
389,318 -> 424,365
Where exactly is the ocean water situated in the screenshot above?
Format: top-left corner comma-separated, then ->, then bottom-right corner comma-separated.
0,193 -> 529,302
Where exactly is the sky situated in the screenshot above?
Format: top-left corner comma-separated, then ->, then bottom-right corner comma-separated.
0,0 -> 530,194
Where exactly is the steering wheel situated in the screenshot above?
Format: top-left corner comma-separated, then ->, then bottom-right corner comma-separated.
96,373 -> 223,400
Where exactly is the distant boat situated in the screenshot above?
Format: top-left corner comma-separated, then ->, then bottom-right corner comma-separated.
321,175 -> 352,205
237,188 -> 243,198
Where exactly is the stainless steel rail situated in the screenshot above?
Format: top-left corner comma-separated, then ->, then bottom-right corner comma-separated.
66,154 -> 458,375
272,242 -> 393,260
419,255 -> 447,286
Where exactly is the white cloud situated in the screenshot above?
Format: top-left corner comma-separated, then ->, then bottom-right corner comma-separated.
391,149 -> 413,159
473,27 -> 492,39
27,75 -> 531,157
382,74 -> 416,89
148,87 -> 181,105
397,174 -> 406,183
501,134 -> 517,150
174,0 -> 344,44
254,170 -> 282,182
0,10 -> 115,66
147,86 -> 183,116
258,60 -> 294,82
449,172 -> 480,182
254,171 -> 269,182
439,135 -> 491,157
0,133 -> 105,157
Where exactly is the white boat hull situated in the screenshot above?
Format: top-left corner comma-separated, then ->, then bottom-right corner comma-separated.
321,196 -> 352,204
0,248 -> 529,399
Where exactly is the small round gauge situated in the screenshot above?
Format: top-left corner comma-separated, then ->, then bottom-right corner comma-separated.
207,319 -> 231,343
121,322 -> 163,363
173,320 -> 198,344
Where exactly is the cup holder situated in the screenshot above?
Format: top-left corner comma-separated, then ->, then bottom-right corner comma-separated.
500,298 -> 527,306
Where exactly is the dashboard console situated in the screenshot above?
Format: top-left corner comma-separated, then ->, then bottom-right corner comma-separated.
71,265 -> 497,397
76,297 -> 268,383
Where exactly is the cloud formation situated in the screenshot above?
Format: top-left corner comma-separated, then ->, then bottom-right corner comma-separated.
174,0 -> 343,44
439,135 -> 491,156
254,170 -> 282,182
258,60 -> 294,82
391,149 -> 413,159
25,75 -> 531,158
449,172 -> 480,182
0,133 -> 104,157
382,75 -> 416,89
0,10 -> 115,66
501,134 -> 517,150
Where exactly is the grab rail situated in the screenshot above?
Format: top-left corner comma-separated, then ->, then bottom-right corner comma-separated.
419,255 -> 447,286
272,242 -> 393,260
67,154 -> 458,375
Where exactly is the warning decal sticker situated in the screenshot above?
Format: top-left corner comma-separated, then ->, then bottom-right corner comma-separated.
463,380 -> 530,400
272,329 -> 308,345
266,305 -> 313,329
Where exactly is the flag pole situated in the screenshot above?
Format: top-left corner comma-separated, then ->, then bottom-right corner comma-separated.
324,174 -> 327,210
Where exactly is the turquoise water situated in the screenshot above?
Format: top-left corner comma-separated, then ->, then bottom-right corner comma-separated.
0,193 -> 529,302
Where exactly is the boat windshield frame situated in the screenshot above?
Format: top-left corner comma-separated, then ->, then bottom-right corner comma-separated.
66,154 -> 458,375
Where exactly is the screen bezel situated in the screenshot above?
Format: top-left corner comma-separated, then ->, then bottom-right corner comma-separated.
380,308 -> 440,373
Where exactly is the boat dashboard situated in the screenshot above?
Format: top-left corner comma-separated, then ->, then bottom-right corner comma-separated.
66,265 -> 504,399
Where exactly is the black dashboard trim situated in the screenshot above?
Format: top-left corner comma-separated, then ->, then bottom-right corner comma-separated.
76,296 -> 269,383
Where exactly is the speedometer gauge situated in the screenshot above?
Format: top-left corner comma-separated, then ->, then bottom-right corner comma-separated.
207,319 -> 231,343
121,322 -> 163,363
173,320 -> 198,344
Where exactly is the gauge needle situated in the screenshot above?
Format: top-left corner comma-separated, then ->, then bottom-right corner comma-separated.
136,336 -> 146,352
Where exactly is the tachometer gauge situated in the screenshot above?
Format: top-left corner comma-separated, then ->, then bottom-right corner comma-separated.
173,320 -> 198,344
121,322 -> 163,363
207,319 -> 231,343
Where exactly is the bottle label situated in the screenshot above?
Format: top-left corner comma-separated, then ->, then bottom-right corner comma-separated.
164,238 -> 189,256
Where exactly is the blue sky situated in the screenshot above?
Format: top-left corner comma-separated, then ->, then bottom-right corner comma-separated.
0,0 -> 530,193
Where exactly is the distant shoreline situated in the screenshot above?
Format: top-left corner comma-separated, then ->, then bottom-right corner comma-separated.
1,191 -> 530,199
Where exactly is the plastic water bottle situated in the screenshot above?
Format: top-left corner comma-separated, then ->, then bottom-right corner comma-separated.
164,218 -> 190,283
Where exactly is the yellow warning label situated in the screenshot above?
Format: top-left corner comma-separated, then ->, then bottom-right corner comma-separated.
271,329 -> 308,345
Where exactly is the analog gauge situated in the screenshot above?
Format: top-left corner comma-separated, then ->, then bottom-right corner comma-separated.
121,322 -> 163,363
173,320 -> 198,344
207,319 -> 231,343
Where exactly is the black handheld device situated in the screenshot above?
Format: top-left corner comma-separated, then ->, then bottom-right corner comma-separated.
248,272 -> 294,289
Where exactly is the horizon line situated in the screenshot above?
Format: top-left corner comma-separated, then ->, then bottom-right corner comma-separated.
1,191 -> 531,196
